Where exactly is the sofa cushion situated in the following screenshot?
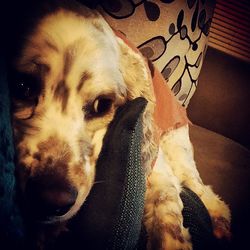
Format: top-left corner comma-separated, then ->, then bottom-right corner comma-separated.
190,124 -> 250,250
97,0 -> 215,106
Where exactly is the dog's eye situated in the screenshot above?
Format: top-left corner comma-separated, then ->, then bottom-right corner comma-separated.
9,72 -> 41,102
85,97 -> 113,119
93,98 -> 112,115
93,97 -> 113,115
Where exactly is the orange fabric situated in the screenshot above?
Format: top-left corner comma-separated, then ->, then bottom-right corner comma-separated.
114,30 -> 190,140
152,69 -> 190,141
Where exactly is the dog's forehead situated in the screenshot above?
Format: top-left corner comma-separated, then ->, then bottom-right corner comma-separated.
37,9 -> 102,51
17,8 -> 118,74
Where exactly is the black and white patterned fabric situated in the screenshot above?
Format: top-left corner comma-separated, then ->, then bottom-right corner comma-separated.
95,0 -> 215,106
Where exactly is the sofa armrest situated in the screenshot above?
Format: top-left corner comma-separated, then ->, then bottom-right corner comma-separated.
190,124 -> 250,250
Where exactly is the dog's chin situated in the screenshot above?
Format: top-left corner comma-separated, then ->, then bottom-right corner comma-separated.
34,188 -> 88,225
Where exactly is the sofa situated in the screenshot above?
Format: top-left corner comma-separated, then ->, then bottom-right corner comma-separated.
189,125 -> 250,249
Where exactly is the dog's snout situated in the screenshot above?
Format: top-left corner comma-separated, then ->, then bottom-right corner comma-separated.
25,173 -> 78,219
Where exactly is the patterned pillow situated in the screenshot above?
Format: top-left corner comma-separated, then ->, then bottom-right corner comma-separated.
98,0 -> 215,107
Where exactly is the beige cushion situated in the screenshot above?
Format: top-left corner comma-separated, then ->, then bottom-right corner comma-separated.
99,0 -> 215,106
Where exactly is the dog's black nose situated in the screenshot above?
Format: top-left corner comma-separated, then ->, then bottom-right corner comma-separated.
25,174 -> 78,219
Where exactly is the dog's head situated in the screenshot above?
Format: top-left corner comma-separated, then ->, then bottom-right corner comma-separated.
7,1 -> 155,224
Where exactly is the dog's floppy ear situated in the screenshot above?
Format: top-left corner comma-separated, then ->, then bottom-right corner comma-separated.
115,33 -> 158,173
116,34 -> 155,104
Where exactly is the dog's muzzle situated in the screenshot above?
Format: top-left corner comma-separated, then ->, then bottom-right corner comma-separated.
24,172 -> 78,221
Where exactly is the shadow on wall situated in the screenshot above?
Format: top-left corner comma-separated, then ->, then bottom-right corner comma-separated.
187,47 -> 250,149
